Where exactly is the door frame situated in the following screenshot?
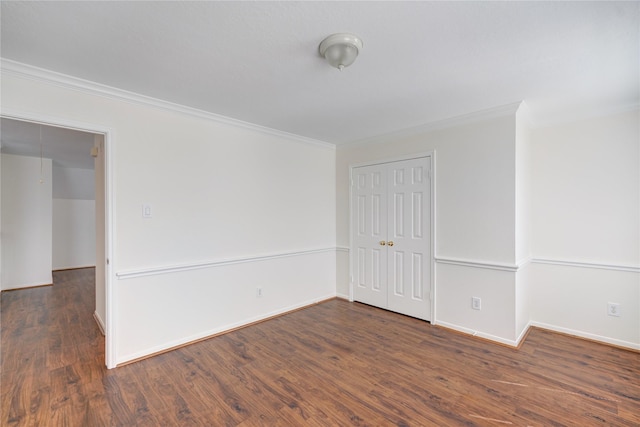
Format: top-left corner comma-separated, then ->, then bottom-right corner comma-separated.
349,151 -> 436,322
1,108 -> 117,368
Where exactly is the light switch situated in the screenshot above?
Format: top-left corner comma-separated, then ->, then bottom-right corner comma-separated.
142,204 -> 152,218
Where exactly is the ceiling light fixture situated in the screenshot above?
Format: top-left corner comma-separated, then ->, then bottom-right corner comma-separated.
319,33 -> 363,71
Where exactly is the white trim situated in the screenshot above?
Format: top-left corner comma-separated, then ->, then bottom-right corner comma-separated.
117,293 -> 336,365
430,151 -> 437,323
1,108 -> 118,369
436,320 -> 519,347
1,108 -> 114,136
1,58 -> 334,151
116,247 -> 340,280
336,293 -> 350,300
348,152 -> 433,169
93,311 -> 106,336
104,129 -> 116,369
531,258 -> 639,273
530,321 -> 640,351
516,257 -> 532,269
516,322 -> 532,346
341,102 -> 522,148
335,246 -> 350,253
435,256 -> 519,272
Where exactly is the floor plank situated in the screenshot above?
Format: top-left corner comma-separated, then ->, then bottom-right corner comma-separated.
2,268 -> 639,426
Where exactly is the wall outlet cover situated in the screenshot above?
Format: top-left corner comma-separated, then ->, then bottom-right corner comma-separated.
607,302 -> 621,317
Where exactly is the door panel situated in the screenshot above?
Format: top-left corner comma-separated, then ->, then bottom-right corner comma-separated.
352,165 -> 387,308
387,158 -> 431,320
352,157 -> 431,321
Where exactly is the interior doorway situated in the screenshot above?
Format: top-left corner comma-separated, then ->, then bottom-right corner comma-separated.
0,114 -> 112,367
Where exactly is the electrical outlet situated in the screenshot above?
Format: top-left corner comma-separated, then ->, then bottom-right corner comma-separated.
607,302 -> 621,317
472,297 -> 481,310
256,288 -> 263,298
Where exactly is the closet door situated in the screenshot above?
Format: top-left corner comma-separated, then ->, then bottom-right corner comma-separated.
352,164 -> 388,309
352,157 -> 431,321
386,158 -> 431,320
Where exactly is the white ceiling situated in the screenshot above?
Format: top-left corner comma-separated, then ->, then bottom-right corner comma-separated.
1,1 -> 638,145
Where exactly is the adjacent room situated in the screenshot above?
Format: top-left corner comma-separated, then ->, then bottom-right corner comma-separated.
1,1 -> 638,425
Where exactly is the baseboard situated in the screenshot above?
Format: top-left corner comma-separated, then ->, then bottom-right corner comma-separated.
116,294 -> 337,366
53,266 -> 96,272
93,311 -> 106,336
1,282 -> 53,292
529,321 -> 639,351
435,320 -> 520,348
336,292 -> 350,300
515,322 -> 532,347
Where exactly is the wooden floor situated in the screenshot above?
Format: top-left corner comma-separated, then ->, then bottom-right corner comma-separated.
2,269 -> 639,426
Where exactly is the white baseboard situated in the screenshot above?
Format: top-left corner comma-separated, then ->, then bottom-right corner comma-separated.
336,292 -> 350,300
434,320 -> 638,351
516,322 -> 532,346
530,321 -> 639,351
93,311 -> 106,336
435,320 -> 519,347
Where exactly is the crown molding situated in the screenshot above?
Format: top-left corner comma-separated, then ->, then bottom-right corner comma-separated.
1,58 -> 335,150
340,102 -> 523,148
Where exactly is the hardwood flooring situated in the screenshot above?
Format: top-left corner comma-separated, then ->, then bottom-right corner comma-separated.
2,268 -> 639,426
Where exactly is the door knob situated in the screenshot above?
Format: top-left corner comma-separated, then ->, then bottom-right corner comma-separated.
379,241 -> 386,246
388,241 -> 394,247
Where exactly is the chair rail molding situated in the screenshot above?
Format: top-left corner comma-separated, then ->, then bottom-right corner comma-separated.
531,258 -> 640,273
434,256 -> 519,272
116,247 -> 341,280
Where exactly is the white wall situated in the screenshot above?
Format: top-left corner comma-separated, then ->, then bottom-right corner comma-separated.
53,166 -> 95,199
337,106 -> 522,344
532,110 -> 639,265
52,198 -> 95,270
52,166 -> 96,270
515,103 -> 533,339
1,67 -> 337,365
530,110 -> 639,348
1,154 -> 53,290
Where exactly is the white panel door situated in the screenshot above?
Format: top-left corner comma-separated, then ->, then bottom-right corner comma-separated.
352,157 -> 431,321
352,165 -> 388,309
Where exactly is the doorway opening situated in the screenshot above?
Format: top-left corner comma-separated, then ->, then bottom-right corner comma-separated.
0,114 -> 113,368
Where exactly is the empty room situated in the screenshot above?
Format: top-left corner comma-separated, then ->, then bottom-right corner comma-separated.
1,1 -> 638,425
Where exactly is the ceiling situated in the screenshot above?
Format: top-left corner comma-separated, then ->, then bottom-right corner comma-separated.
1,1 -> 638,146
1,118 -> 96,170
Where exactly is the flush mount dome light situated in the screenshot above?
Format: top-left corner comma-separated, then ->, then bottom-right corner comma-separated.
319,33 -> 363,71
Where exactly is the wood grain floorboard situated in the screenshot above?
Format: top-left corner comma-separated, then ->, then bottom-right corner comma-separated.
2,268 -> 639,426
